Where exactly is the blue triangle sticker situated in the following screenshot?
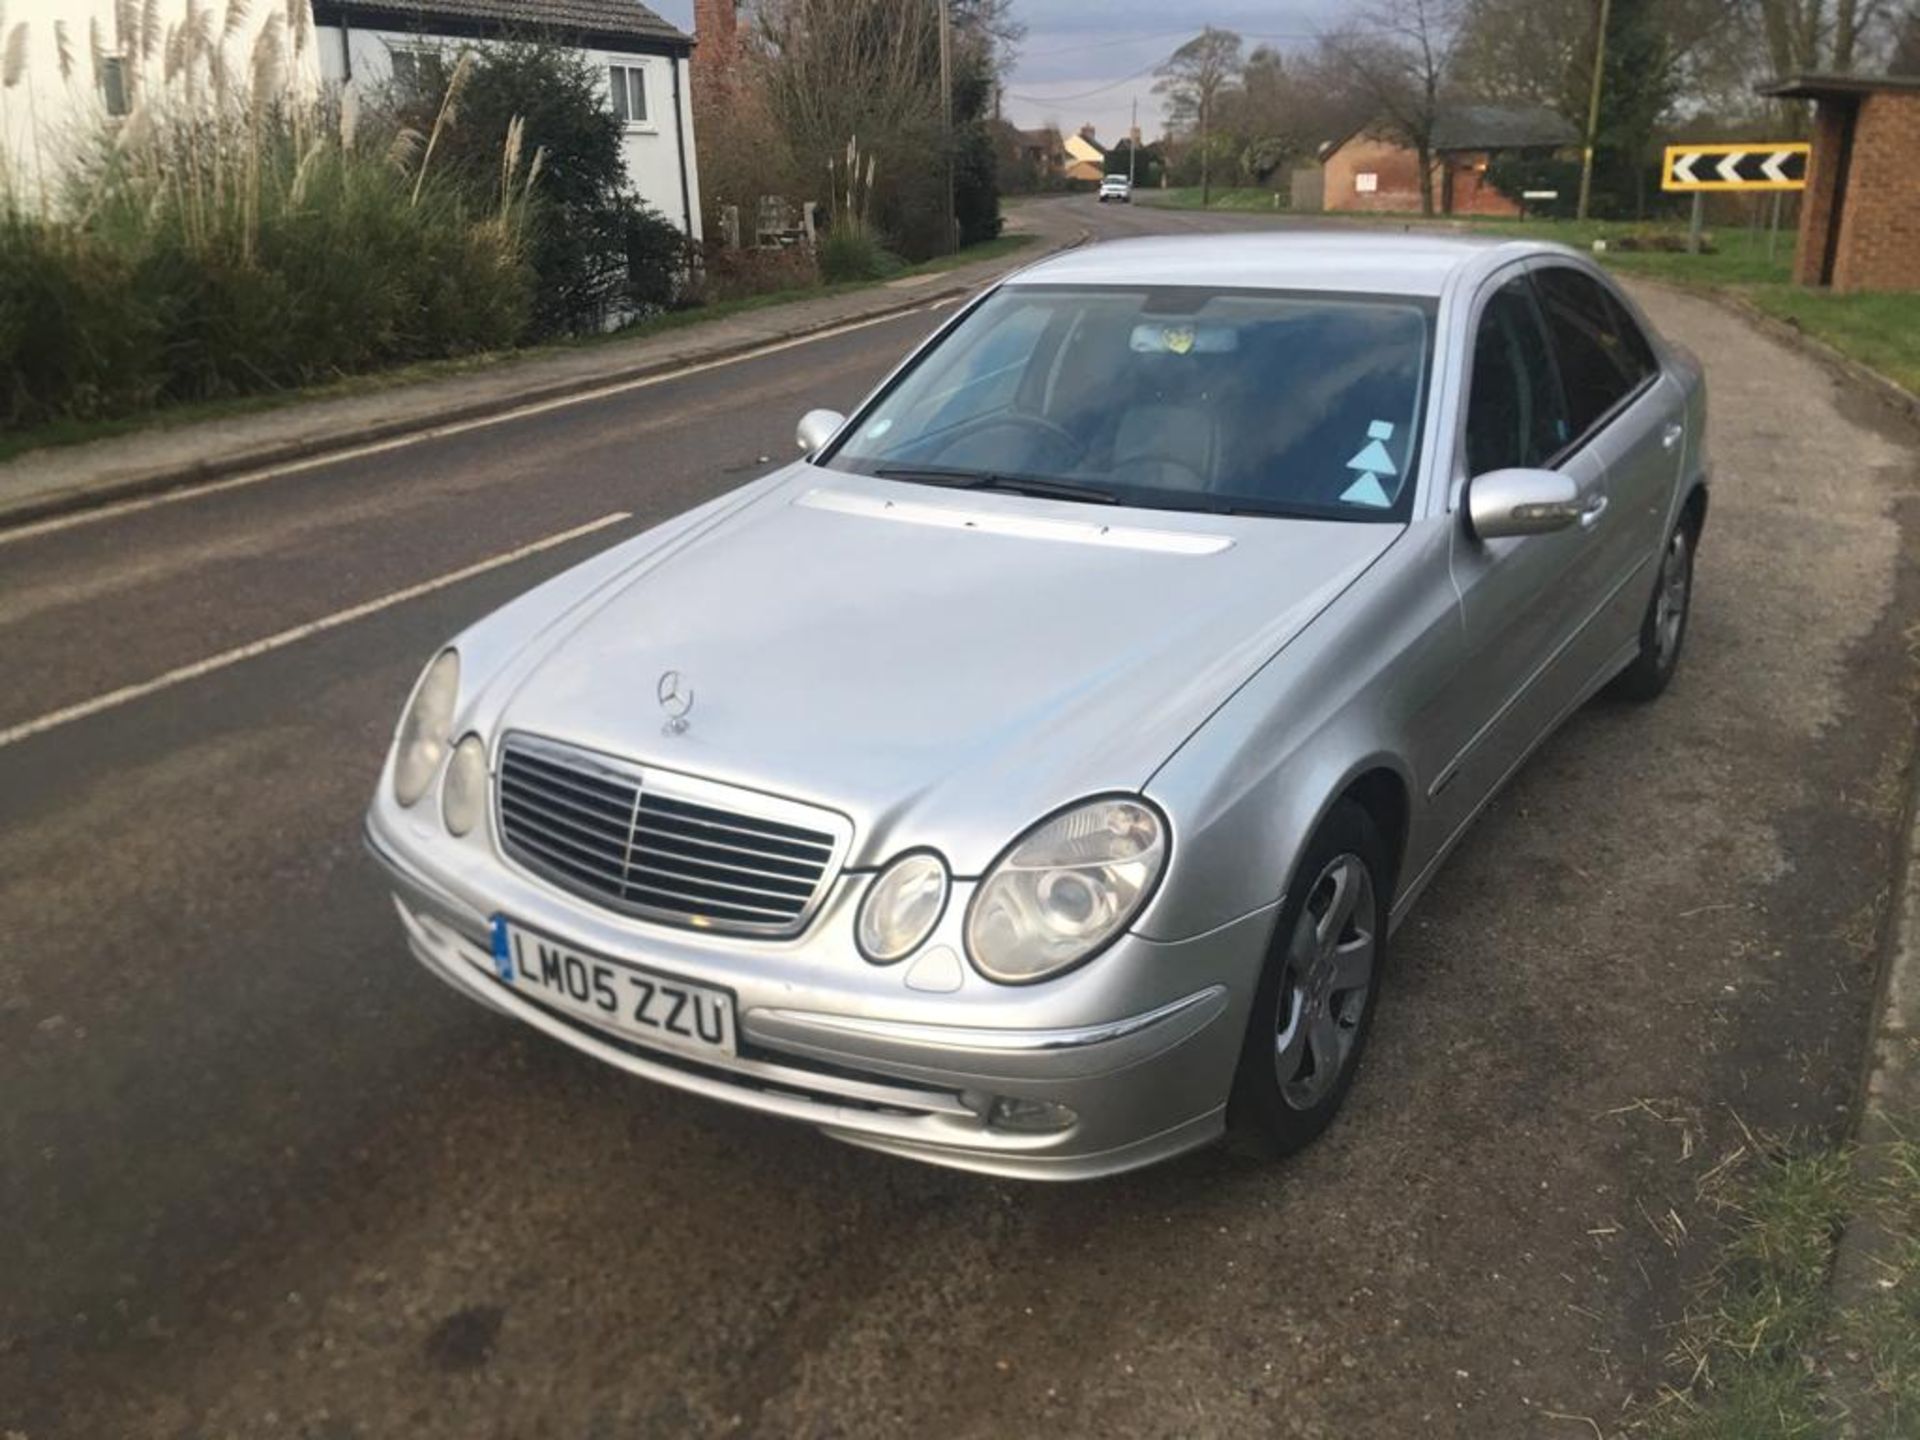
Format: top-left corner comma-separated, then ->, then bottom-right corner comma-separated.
1341,472 -> 1392,507
1346,438 -> 1397,476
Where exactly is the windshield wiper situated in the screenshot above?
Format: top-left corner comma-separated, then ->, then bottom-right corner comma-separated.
875,464 -> 1119,506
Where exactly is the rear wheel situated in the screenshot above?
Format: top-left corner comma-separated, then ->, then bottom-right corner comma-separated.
1610,517 -> 1695,702
1229,801 -> 1388,1156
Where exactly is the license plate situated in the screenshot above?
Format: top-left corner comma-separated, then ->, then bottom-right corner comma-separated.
488,917 -> 736,1059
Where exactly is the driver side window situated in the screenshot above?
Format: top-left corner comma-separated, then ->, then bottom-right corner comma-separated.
1466,277 -> 1568,478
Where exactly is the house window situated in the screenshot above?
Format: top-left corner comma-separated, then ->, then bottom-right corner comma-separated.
100,55 -> 130,117
1355,172 -> 1378,193
388,47 -> 428,86
610,63 -> 648,125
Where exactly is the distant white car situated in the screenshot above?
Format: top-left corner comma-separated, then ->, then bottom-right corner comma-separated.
1098,174 -> 1132,203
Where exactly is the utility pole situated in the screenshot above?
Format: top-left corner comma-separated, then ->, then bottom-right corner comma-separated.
1129,96 -> 1137,188
1200,89 -> 1211,207
939,0 -> 957,254
1576,0 -> 1612,220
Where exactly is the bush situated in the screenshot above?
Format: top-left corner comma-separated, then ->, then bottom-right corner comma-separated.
817,223 -> 898,283
382,43 -> 685,336
624,206 -> 691,313
0,215 -> 163,423
1485,155 -> 1582,219
0,32 -> 532,432
694,243 -> 818,303
954,119 -> 1003,248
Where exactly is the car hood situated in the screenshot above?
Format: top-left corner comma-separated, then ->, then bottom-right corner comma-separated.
490,468 -> 1400,871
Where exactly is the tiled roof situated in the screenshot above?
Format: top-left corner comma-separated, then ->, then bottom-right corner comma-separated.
317,0 -> 691,47
1430,105 -> 1579,152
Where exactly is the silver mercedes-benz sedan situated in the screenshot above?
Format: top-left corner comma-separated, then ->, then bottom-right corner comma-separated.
366,233 -> 1707,1180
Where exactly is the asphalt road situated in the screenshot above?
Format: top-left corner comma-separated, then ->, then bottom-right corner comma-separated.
5,197 -> 1919,1439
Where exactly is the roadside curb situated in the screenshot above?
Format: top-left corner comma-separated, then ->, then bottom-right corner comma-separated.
1739,279 -> 1920,1431
0,222 -> 1089,532
1825,711 -> 1920,1436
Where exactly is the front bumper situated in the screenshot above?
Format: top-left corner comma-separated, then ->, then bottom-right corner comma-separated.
366,812 -> 1276,1181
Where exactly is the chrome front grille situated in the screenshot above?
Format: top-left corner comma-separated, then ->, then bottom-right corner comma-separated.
495,735 -> 848,938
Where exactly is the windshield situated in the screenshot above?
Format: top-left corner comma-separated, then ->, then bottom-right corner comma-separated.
825,285 -> 1434,521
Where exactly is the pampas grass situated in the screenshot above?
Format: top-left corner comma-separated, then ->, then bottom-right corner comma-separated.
1,6 -> 536,431
2,23 -> 26,88
411,48 -> 471,205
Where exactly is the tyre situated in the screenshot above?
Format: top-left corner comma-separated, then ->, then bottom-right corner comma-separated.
1229,800 -> 1388,1156
1609,515 -> 1696,703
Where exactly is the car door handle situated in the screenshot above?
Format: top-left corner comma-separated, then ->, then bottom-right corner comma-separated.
1579,494 -> 1609,529
1661,422 -> 1684,451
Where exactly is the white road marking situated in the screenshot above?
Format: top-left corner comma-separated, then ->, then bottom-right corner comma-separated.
0,511 -> 632,751
0,301 -> 946,546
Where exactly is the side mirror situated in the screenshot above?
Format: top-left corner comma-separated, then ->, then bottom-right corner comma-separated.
1465,468 -> 1581,541
796,408 -> 846,457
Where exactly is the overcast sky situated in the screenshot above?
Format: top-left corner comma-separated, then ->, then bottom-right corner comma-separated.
648,1 -> 1350,146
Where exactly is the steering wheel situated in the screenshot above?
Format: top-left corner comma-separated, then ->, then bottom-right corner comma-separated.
929,412 -> 1084,473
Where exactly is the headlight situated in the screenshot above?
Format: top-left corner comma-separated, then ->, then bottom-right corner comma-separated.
392,649 -> 460,807
441,735 -> 489,836
965,797 -> 1168,984
856,852 -> 949,963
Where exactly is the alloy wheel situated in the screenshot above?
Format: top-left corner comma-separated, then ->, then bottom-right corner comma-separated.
1654,529 -> 1691,670
1273,853 -> 1377,1111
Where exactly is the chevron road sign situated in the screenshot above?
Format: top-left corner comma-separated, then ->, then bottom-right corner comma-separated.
1662,143 -> 1809,192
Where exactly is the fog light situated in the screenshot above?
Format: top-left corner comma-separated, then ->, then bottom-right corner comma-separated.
442,734 -> 488,837
987,1097 -> 1078,1134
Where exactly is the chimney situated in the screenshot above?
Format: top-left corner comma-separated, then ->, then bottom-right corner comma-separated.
694,0 -> 738,48
691,0 -> 741,113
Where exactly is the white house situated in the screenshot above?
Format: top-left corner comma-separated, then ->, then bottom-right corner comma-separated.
0,0 -> 701,240
311,0 -> 702,240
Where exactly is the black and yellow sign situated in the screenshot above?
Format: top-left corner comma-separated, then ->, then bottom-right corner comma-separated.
1662,143 -> 1809,192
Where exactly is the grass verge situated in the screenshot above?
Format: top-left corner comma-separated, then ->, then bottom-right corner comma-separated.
1641,1130 -> 1920,1437
0,234 -> 1035,468
1740,289 -> 1920,397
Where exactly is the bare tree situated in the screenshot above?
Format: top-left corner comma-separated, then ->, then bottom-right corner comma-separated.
1154,28 -> 1243,205
1322,0 -> 1461,216
1449,0 -> 1589,111
1750,0 -> 1890,74
755,0 -> 941,172
1896,2 -> 1920,69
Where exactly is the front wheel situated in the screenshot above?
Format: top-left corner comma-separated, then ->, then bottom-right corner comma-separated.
1610,518 -> 1696,702
1229,801 -> 1388,1156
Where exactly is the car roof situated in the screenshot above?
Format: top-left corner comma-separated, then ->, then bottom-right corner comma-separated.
1007,231 -> 1548,299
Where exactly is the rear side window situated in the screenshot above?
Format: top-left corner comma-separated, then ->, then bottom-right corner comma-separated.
1533,267 -> 1657,439
1466,277 -> 1568,476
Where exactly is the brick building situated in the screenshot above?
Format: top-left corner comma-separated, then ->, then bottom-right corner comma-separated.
1320,106 -> 1577,216
1761,73 -> 1920,293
